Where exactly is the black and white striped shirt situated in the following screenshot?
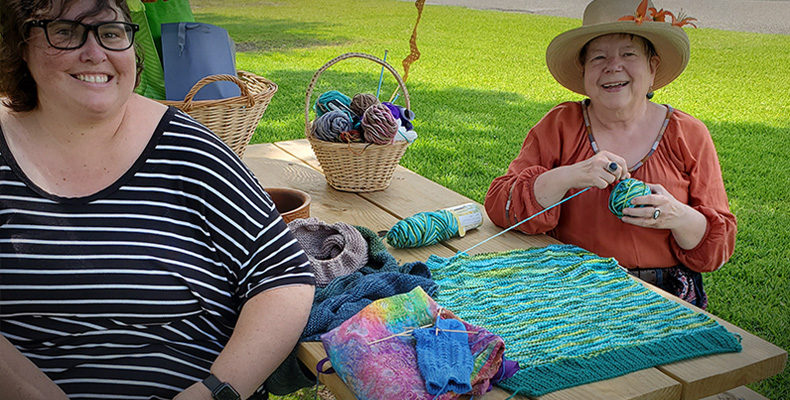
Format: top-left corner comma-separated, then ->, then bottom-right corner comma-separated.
0,107 -> 314,399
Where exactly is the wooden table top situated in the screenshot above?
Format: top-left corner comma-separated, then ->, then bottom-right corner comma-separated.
243,140 -> 786,400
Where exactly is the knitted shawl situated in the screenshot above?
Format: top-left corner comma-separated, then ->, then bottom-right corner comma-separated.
426,244 -> 743,397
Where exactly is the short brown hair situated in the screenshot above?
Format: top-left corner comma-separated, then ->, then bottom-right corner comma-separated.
0,0 -> 143,112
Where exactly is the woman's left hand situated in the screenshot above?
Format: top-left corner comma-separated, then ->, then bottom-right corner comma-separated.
621,183 -> 707,249
620,183 -> 684,230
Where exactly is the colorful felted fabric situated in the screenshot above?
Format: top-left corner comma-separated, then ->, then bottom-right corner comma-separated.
414,317 -> 473,395
426,244 -> 743,397
320,287 -> 506,400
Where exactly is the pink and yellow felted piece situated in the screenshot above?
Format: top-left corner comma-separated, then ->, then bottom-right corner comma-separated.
320,287 -> 505,400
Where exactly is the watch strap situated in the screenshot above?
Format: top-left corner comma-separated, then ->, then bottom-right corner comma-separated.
202,373 -> 223,393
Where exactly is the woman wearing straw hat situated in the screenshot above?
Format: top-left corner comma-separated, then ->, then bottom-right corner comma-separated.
485,0 -> 736,309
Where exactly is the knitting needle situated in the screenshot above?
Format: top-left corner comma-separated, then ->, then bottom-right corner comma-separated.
367,323 -> 430,345
366,324 -> 478,345
376,50 -> 388,99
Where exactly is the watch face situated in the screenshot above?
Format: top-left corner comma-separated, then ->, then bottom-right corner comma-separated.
214,384 -> 241,400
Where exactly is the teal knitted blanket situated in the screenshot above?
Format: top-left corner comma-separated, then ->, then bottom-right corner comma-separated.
426,244 -> 742,397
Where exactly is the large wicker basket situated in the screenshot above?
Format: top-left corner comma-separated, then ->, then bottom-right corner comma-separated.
305,53 -> 411,192
158,71 -> 277,158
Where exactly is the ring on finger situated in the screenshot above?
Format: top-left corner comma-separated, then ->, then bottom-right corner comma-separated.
606,161 -> 618,173
652,209 -> 661,220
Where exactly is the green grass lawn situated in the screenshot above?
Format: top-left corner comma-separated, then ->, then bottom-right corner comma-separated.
190,0 -> 790,398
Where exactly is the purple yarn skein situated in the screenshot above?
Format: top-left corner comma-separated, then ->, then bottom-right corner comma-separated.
382,102 -> 414,130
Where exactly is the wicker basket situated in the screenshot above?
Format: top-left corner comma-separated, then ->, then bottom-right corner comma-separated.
305,53 -> 411,192
158,71 -> 277,158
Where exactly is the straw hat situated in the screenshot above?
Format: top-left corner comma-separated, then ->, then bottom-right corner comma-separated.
546,0 -> 691,95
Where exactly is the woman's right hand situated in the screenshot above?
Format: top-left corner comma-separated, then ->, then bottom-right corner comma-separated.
569,151 -> 630,189
534,151 -> 629,208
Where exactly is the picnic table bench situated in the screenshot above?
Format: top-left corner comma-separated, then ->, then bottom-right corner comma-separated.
243,139 -> 786,400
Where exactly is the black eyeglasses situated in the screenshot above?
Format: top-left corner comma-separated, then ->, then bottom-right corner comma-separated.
29,19 -> 139,51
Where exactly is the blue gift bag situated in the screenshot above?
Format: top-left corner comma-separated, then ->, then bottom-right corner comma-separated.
161,22 -> 241,101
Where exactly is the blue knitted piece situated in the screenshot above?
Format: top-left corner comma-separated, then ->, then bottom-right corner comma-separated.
426,244 -> 743,397
414,318 -> 474,395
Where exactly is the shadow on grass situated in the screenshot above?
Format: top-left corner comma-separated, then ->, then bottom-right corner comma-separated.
194,13 -> 350,52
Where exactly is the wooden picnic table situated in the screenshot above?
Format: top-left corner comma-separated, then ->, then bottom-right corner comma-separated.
243,139 -> 787,400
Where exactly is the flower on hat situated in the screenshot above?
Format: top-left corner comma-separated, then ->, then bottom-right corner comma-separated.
669,11 -> 698,28
618,0 -> 697,28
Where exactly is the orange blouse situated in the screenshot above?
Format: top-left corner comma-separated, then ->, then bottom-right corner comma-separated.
484,101 -> 736,272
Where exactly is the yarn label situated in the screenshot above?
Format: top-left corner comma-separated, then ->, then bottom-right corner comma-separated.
444,203 -> 483,237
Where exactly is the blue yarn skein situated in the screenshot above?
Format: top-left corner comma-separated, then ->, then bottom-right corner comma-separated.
608,178 -> 651,218
312,110 -> 351,142
386,210 -> 459,248
315,90 -> 353,119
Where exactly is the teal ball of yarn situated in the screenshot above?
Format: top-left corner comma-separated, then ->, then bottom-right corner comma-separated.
386,210 -> 459,248
315,90 -> 353,119
608,178 -> 651,218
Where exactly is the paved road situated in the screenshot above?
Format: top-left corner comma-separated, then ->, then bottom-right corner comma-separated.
402,0 -> 790,35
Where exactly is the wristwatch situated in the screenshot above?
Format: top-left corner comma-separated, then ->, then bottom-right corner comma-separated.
202,374 -> 241,400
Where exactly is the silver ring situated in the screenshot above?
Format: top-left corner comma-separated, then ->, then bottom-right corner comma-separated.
652,209 -> 661,220
607,162 -> 618,173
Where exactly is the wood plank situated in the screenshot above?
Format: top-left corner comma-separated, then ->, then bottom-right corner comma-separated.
535,369 -> 682,400
649,290 -> 787,400
273,139 -> 559,255
243,143 -> 455,262
699,386 -> 768,400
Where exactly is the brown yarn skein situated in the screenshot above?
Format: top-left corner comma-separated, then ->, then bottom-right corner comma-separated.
350,93 -> 380,117
361,104 -> 398,144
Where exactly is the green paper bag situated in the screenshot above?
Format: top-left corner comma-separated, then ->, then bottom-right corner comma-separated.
142,0 -> 196,61
128,0 -> 166,100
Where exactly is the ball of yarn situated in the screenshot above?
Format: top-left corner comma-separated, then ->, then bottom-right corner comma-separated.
312,110 -> 351,142
315,90 -> 352,118
339,129 -> 363,143
361,103 -> 399,144
386,210 -> 459,248
349,93 -> 380,117
608,178 -> 651,217
382,102 -> 415,131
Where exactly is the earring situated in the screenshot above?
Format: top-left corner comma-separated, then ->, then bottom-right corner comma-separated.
646,86 -> 654,100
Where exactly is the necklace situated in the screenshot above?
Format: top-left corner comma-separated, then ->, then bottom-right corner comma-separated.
581,99 -> 673,172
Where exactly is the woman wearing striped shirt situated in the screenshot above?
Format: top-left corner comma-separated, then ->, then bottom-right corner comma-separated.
0,1 -> 315,399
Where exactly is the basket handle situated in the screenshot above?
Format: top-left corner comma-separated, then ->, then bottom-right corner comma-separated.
181,73 -> 255,112
304,52 -> 411,138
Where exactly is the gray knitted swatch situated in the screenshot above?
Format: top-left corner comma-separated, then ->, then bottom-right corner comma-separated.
287,217 -> 368,287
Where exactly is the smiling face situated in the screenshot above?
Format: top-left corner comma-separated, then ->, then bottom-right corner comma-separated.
581,33 -> 659,113
23,0 -> 136,117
